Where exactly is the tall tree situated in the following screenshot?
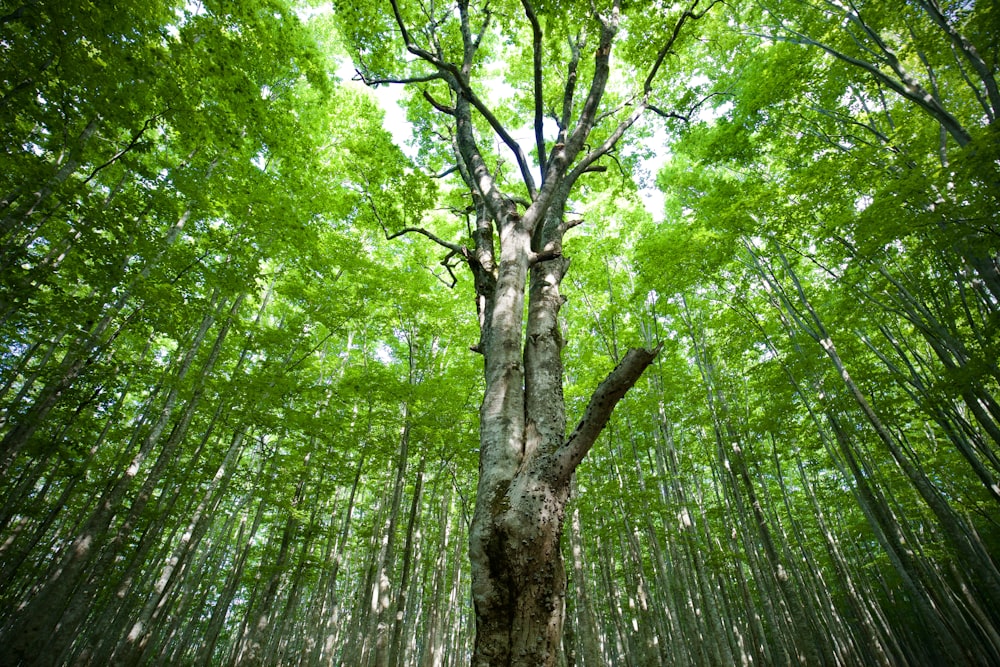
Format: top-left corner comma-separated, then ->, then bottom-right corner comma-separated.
337,0 -> 721,661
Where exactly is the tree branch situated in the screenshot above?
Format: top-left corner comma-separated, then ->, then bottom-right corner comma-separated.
558,218 -> 585,235
433,165 -> 460,178
454,96 -> 506,219
644,0 -> 722,94
563,2 -> 620,161
434,249 -> 461,288
553,344 -> 662,483
649,89 -> 730,123
385,225 -> 466,255
761,19 -> 972,146
915,0 -> 1000,120
423,89 -> 456,115
567,103 -> 646,184
362,186 -> 467,257
521,0 -> 547,171
464,88 -> 539,199
648,104 -> 690,121
355,69 -> 443,87
426,0 -> 536,198
528,247 -> 562,265
82,113 -> 162,185
559,35 -> 582,140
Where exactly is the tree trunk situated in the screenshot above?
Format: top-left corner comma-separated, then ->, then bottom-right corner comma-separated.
389,456 -> 425,667
354,1 -> 721,660
0,291 -> 227,667
374,414 -> 411,667
468,338 -> 658,665
567,505 -> 604,667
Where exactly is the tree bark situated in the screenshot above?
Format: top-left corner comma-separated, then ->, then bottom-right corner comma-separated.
468,342 -> 658,666
354,0 -> 725,659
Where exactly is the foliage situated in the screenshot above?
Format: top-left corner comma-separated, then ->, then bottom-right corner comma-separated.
0,0 -> 998,664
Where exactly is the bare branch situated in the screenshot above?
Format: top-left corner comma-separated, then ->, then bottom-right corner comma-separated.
558,218 -> 585,234
528,247 -> 562,265
528,6 -> 620,221
559,35 -> 582,139
464,90 -> 539,198
804,105 -> 895,148
454,96 -> 506,218
423,89 -> 456,115
915,0 -> 999,120
389,0 -> 419,51
386,225 -> 466,255
648,90 -> 730,123
363,186 -> 467,257
563,4 -> 620,161
387,0 -> 538,200
389,0 -> 466,79
435,249 -> 461,288
761,0 -> 973,147
354,69 -> 443,87
554,344 -> 662,483
648,104 -> 690,121
521,0 -> 547,171
767,28 -> 971,146
594,95 -> 638,125
457,0 -> 476,72
568,103 -> 646,184
644,0 -> 722,94
433,165 -> 460,178
82,113 -> 162,185
472,2 -> 493,52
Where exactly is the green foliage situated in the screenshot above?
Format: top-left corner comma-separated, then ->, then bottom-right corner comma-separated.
1,0 -> 999,664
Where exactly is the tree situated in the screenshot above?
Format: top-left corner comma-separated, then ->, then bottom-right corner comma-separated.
632,0 -> 1000,660
336,0 -> 719,662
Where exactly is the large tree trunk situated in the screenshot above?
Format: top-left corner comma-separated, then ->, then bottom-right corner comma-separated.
460,153 -> 659,664
354,1 -> 721,660
469,262 -> 658,666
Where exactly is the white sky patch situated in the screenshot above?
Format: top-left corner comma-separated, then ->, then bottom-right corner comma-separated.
374,341 -> 394,364
372,86 -> 415,156
641,162 -> 668,221
336,58 -> 416,156
252,150 -> 268,171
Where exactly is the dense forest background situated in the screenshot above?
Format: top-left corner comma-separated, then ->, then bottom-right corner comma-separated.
1,0 -> 998,665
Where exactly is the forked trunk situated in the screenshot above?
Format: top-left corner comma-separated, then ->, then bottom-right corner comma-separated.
360,2 -> 704,659
467,207 -> 659,662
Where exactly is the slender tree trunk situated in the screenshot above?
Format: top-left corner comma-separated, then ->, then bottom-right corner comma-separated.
374,414 -> 411,667
314,454 -> 365,666
233,463 -> 302,667
114,426 -> 247,664
198,493 -> 268,665
419,477 -> 457,667
388,456 -> 425,667
0,291 -> 226,667
567,505 -> 604,667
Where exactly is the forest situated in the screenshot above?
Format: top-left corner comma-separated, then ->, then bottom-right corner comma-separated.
0,0 -> 998,665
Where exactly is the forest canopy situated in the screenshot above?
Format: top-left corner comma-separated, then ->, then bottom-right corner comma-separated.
0,0 -> 998,665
